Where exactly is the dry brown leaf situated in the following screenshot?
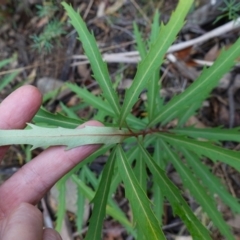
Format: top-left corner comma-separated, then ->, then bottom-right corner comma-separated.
174,47 -> 197,67
77,64 -> 90,80
204,44 -> 219,62
36,16 -> 49,28
186,116 -> 206,128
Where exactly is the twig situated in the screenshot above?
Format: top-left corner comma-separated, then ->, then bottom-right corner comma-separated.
2,18 -> 240,75
72,17 -> 240,64
83,0 -> 94,20
41,198 -> 54,228
129,0 -> 151,24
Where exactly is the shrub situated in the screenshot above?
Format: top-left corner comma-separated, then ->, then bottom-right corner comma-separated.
2,0 -> 240,239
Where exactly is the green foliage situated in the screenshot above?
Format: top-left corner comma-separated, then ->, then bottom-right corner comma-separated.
55,175 -> 67,232
36,4 -> 58,18
0,57 -> 19,91
2,0 -> 240,239
119,0 -> 192,127
85,149 -> 116,240
59,1 -> 240,237
31,2 -> 65,53
31,19 -> 65,53
117,144 -> 166,239
62,3 -> 121,117
0,124 -> 129,150
216,0 -> 240,23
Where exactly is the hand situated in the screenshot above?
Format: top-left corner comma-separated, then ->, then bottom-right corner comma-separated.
0,86 -> 101,240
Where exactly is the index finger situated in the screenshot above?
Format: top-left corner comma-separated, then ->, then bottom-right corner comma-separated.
0,86 -> 102,217
0,121 -> 102,217
0,85 -> 42,161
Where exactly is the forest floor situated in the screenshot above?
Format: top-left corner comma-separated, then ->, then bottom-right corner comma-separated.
1,0 -> 240,239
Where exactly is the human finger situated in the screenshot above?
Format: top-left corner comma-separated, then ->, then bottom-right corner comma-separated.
0,202 -> 43,240
43,228 -> 62,240
0,85 -> 42,160
0,120 -> 102,216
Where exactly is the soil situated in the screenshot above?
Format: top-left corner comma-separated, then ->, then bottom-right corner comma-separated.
1,0 -> 240,239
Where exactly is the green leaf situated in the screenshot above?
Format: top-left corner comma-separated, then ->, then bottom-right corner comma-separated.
33,107 -> 82,128
62,2 -> 121,117
116,145 -> 165,240
158,133 -> 240,171
59,102 -> 80,119
109,145 -> 140,197
42,86 -> 62,103
171,126 -> 240,142
0,58 -> 13,69
0,124 -> 130,149
66,83 -> 111,116
152,139 -> 165,224
85,147 -> 116,240
162,141 -> 234,240
0,71 -> 19,91
55,177 -> 67,232
133,22 -> 147,58
76,169 -> 86,232
149,37 -> 240,127
182,149 -> 240,214
177,102 -> 199,127
147,11 -> 161,121
71,175 -> 136,237
149,11 -> 160,45
138,141 -> 211,239
119,0 -> 193,127
82,165 -> 98,189
134,147 -> 147,192
66,83 -> 146,129
78,145 -> 113,168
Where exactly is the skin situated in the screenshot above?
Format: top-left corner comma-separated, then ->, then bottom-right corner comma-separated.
0,85 -> 102,240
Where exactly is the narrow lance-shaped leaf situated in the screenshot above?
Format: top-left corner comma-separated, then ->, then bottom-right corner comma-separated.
162,141 -> 234,240
182,149 -> 240,214
158,133 -> 240,172
55,177 -> 67,232
59,101 -> 80,119
0,124 -> 130,149
134,146 -> 147,192
171,126 -> 240,142
149,37 -> 240,127
33,107 -> 82,128
177,101 -> 199,127
78,145 -> 113,168
66,167 -> 135,236
137,141 -> 211,239
147,11 -> 161,121
109,145 -> 141,198
152,139 -> 165,224
71,175 -> 136,237
133,22 -> 147,58
85,147 -> 116,240
62,2 -> 121,117
0,71 -> 19,91
119,0 -> 193,127
116,145 -> 165,240
0,58 -> 14,69
66,83 -> 146,129
76,169 -> 86,232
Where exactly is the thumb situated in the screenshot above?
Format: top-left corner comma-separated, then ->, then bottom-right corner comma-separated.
0,203 -> 43,240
